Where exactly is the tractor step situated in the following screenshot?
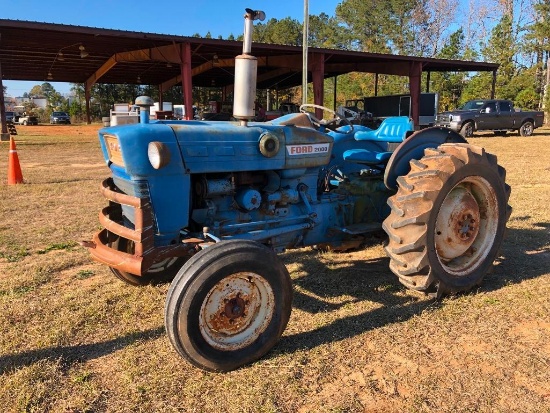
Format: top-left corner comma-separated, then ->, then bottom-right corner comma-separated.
331,222 -> 382,235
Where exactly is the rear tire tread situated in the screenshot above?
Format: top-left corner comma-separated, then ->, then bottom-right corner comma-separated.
383,144 -> 511,295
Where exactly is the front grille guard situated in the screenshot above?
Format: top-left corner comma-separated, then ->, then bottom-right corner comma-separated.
85,177 -> 192,276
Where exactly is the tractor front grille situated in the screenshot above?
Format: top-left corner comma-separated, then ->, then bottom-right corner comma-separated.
112,176 -> 151,229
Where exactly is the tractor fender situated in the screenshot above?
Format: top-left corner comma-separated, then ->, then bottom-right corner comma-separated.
384,126 -> 467,190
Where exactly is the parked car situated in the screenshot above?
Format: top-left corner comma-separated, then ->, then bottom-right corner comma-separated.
435,99 -> 544,137
50,111 -> 71,124
5,111 -> 15,122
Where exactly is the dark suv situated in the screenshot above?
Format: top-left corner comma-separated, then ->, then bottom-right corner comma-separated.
50,111 -> 71,124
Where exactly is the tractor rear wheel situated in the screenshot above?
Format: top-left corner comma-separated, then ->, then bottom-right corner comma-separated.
382,143 -> 511,296
164,240 -> 292,372
109,237 -> 187,286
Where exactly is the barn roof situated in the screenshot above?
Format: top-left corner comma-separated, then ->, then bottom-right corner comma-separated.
0,19 -> 498,91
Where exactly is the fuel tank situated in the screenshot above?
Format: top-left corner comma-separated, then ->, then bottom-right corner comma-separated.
167,120 -> 333,174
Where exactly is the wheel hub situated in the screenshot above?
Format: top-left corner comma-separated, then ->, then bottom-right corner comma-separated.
224,295 -> 246,319
435,186 -> 480,260
199,272 -> 275,351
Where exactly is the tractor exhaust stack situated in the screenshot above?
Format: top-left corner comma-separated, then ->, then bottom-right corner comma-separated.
233,8 -> 265,125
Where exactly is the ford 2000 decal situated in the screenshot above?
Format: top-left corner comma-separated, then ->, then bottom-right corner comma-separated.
286,143 -> 330,155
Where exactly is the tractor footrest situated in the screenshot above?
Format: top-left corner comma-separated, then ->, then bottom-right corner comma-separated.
331,222 -> 382,235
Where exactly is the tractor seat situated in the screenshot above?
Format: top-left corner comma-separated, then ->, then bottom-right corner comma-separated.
354,116 -> 414,142
342,116 -> 414,166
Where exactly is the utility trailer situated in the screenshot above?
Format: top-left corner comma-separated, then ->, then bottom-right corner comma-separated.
362,93 -> 439,128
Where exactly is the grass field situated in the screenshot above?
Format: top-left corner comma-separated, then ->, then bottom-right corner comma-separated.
0,123 -> 549,412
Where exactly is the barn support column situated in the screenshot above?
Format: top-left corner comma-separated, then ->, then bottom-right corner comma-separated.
409,61 -> 422,128
85,87 -> 91,125
180,42 -> 193,120
312,52 -> 325,119
0,62 -> 10,141
491,70 -> 496,99
374,73 -> 379,96
158,84 -> 163,116
333,76 -> 337,110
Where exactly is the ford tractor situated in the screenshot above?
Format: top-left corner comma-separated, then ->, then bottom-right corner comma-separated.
83,9 -> 511,371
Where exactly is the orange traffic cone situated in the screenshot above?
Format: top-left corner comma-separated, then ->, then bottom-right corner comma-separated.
7,136 -> 24,185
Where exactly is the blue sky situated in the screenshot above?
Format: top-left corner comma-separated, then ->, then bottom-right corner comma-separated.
3,0 -> 341,96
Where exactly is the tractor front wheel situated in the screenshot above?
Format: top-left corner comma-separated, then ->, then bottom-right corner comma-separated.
383,143 -> 511,296
164,240 -> 292,372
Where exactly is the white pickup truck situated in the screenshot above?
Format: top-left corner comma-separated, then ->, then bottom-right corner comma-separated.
14,112 -> 39,125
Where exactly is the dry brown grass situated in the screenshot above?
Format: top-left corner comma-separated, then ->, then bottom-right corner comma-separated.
0,123 -> 549,412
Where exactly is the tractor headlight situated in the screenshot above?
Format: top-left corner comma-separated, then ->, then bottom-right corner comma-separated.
148,141 -> 171,169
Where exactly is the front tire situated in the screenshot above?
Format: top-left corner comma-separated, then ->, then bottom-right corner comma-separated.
519,121 -> 534,137
383,143 -> 511,296
459,121 -> 474,138
165,240 -> 292,372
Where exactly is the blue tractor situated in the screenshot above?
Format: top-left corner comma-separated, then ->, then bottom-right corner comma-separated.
83,9 -> 511,371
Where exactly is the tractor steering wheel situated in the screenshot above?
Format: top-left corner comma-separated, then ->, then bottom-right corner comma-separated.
299,104 -> 354,134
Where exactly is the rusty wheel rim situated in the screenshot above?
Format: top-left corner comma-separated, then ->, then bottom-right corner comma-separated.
199,272 -> 275,351
434,176 -> 498,277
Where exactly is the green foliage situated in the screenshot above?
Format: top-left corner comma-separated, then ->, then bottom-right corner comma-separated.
37,241 -> 77,255
90,83 -> 142,117
76,270 -> 95,280
483,15 -> 517,84
515,88 -> 539,109
0,247 -> 30,263
254,17 -> 302,45
524,0 -> 550,56
461,73 -> 493,103
308,13 -> 351,49
335,0 -> 418,54
431,29 -> 468,110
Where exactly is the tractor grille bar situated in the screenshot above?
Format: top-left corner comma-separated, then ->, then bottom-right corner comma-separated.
88,177 -> 155,275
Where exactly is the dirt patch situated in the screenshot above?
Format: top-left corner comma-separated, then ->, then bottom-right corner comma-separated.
9,123 -> 102,138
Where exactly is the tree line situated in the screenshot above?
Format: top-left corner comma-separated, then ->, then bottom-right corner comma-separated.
8,0 -> 550,121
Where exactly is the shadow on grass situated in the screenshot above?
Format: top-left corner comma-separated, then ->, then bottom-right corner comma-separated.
484,221 -> 550,292
277,223 -> 549,354
278,246 -> 435,353
0,327 -> 164,375
1,223 -> 547,371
